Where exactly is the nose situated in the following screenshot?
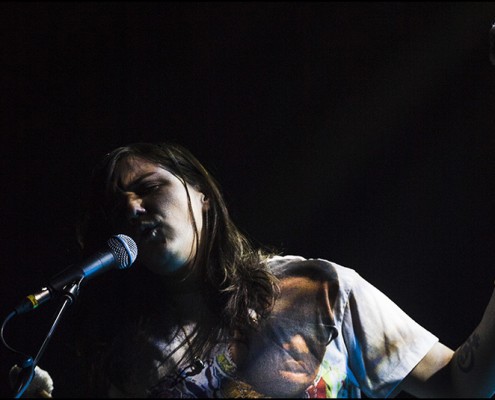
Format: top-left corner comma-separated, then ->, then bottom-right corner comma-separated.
125,192 -> 146,221
282,334 -> 310,355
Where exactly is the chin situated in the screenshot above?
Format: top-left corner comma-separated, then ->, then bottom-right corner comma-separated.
242,363 -> 314,397
251,377 -> 310,397
141,247 -> 189,275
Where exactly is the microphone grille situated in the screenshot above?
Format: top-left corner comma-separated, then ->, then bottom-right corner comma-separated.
107,234 -> 138,269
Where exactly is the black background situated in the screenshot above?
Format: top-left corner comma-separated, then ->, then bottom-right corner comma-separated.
1,2 -> 495,398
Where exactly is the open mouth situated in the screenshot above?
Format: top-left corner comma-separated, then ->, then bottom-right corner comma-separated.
139,219 -> 162,239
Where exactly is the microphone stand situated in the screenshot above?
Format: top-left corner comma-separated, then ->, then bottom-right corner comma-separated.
10,280 -> 81,399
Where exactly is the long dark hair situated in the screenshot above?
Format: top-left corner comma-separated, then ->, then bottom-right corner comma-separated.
75,142 -> 280,392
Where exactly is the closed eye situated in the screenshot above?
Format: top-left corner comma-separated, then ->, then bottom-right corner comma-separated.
139,183 -> 163,195
135,179 -> 171,196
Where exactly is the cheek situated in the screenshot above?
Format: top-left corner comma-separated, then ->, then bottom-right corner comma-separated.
189,197 -> 206,231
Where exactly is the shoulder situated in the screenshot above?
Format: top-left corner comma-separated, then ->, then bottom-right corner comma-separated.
267,255 -> 360,291
266,255 -> 387,323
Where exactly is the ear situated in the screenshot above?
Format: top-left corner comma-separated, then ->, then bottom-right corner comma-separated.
201,193 -> 210,211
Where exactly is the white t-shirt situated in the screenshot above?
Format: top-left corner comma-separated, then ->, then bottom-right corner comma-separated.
271,256 -> 439,398
108,255 -> 438,398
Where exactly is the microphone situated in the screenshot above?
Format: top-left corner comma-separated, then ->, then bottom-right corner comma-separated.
13,234 -> 138,315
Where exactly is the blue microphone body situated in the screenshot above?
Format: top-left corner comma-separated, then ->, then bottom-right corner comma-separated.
14,234 -> 138,315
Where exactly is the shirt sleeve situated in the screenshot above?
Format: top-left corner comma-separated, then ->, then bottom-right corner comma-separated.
339,267 -> 439,398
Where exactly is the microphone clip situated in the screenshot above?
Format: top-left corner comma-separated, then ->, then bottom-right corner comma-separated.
14,277 -> 83,316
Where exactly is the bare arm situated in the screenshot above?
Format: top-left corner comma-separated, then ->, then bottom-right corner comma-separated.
399,286 -> 495,398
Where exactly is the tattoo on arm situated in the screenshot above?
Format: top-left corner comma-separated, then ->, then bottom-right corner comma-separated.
456,332 -> 480,373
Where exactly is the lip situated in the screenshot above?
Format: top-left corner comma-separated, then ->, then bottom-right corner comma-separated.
278,359 -> 314,384
280,369 -> 310,379
137,218 -> 163,240
283,359 -> 308,374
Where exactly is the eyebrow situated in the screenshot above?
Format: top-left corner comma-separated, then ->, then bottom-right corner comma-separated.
123,171 -> 162,191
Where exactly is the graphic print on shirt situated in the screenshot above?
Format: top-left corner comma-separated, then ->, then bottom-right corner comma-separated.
236,260 -> 342,397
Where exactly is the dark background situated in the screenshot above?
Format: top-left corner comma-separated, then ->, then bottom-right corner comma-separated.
1,2 -> 495,397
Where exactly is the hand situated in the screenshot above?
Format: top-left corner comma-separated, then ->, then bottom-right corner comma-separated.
9,364 -> 54,398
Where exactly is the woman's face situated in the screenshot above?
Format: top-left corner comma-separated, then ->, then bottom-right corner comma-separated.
110,156 -> 209,277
